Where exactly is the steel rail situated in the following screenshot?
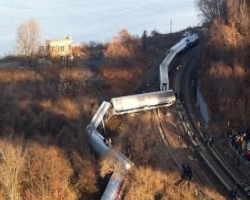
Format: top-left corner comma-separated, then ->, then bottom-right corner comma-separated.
179,47 -> 250,200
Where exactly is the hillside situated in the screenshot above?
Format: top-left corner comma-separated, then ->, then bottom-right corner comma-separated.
0,30 -> 166,200
0,28 -> 227,200
198,0 -> 250,131
5,1 -> 246,197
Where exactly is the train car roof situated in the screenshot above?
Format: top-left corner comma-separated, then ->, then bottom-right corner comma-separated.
111,90 -> 174,102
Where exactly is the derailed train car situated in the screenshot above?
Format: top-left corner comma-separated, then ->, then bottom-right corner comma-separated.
111,90 -> 176,115
86,124 -> 133,167
101,172 -> 124,200
159,64 -> 169,91
86,124 -> 133,200
86,32 -> 199,199
245,141 -> 250,159
159,32 -> 199,91
86,124 -> 110,157
90,101 -> 111,128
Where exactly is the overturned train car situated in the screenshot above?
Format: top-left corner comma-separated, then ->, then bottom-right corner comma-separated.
86,124 -> 133,200
111,90 -> 176,115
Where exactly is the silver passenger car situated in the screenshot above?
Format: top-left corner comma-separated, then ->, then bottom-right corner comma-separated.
111,90 -> 176,115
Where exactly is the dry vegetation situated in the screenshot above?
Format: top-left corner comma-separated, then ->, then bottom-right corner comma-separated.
199,0 -> 250,129
103,111 -> 224,200
124,166 -> 200,200
0,27 -> 223,200
0,66 -> 100,199
0,29 -> 168,200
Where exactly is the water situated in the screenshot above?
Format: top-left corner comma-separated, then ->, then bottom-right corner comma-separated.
0,0 -> 200,56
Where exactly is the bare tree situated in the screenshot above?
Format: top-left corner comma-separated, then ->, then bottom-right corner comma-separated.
196,0 -> 224,22
15,18 -> 41,66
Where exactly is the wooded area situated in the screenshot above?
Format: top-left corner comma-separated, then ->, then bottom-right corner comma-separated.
197,0 -> 250,129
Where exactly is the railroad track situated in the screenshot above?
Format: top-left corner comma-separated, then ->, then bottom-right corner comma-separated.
171,45 -> 250,200
89,41 -> 250,199
152,47 -> 219,199
153,108 -> 213,199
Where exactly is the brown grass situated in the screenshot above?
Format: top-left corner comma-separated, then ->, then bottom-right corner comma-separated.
0,69 -> 43,83
199,1 -> 250,128
40,98 -> 80,120
0,26 -> 229,200
209,62 -> 233,78
100,66 -> 143,81
59,67 -> 93,82
105,111 -> 226,200
0,130 -> 99,200
124,166 -> 202,200
0,131 -> 26,200
0,131 -> 76,200
0,129 -> 98,200
0,65 -> 99,199
99,150 -> 123,178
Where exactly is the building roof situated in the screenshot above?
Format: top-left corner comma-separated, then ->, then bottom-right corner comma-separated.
46,36 -> 72,46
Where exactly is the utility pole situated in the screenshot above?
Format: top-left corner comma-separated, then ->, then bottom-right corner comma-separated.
170,19 -> 172,39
